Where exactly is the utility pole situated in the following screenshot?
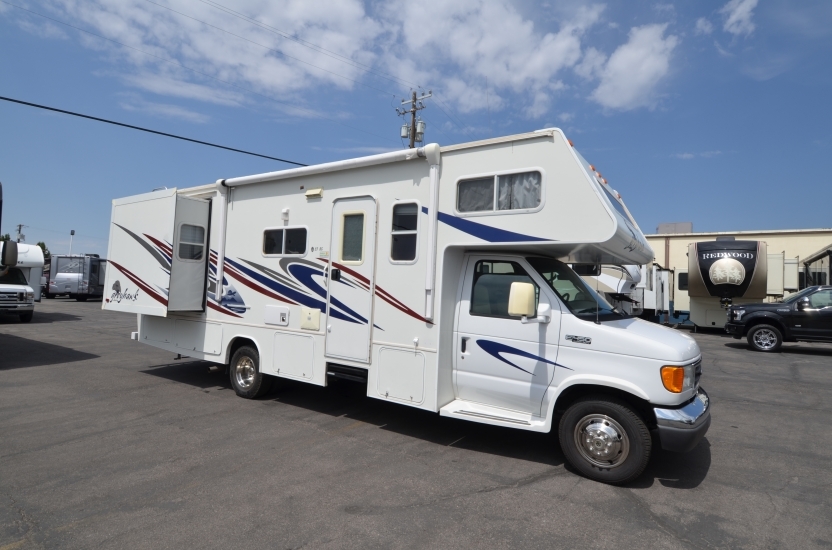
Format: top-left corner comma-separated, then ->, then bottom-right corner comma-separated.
397,90 -> 432,148
15,224 -> 26,243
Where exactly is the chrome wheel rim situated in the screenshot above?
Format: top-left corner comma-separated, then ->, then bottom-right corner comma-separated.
573,414 -> 630,469
753,328 -> 778,350
234,356 -> 256,389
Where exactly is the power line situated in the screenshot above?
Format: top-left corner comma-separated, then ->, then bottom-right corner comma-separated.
0,96 -> 308,166
0,1 -> 396,144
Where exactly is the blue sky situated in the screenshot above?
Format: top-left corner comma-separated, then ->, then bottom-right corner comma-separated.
1,0 -> 831,257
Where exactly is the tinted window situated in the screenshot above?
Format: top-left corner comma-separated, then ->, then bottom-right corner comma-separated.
0,267 -> 27,285
391,203 -> 418,262
678,272 -> 689,291
264,229 -> 283,254
809,290 -> 832,308
470,260 -> 537,318
178,224 -> 205,261
284,228 -> 307,255
457,178 -> 494,212
342,214 -> 364,262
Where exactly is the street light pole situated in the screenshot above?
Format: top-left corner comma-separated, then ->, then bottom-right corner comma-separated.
69,229 -> 75,256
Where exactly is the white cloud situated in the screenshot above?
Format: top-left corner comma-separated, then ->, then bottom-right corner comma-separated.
590,24 -> 679,111
672,151 -> 721,159
17,19 -> 69,39
119,94 -> 210,123
575,47 -> 607,80
674,153 -> 695,160
695,18 -> 714,35
558,112 -> 574,122
720,0 -> 759,37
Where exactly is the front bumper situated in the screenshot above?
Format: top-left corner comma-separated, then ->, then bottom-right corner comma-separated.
653,388 -> 710,453
0,303 -> 34,314
724,322 -> 744,338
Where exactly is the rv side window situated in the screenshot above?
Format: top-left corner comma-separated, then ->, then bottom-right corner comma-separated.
457,171 -> 542,213
341,213 -> 364,263
57,258 -> 83,274
178,224 -> 205,261
678,273 -> 689,291
263,227 -> 308,256
470,260 -> 538,318
391,203 -> 418,262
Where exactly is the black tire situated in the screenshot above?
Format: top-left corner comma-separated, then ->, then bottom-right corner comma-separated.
20,311 -> 33,323
558,396 -> 652,485
229,345 -> 272,399
76,295 -> 88,302
747,324 -> 782,352
45,292 -> 55,299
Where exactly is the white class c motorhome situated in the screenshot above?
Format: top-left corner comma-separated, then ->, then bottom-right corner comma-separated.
103,129 -> 710,484
0,243 -> 44,322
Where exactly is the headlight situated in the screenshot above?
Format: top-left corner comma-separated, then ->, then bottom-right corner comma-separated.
25,290 -> 34,302
661,364 -> 695,393
734,309 -> 746,320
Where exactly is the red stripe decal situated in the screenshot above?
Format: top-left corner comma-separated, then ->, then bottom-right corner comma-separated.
207,300 -> 243,318
109,261 -> 169,306
224,264 -> 296,305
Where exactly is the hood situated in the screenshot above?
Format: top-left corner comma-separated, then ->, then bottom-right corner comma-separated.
731,302 -> 781,312
567,316 -> 700,363
0,283 -> 34,293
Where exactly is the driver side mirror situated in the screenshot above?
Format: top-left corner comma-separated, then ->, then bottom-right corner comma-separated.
0,240 -> 18,267
797,298 -> 810,311
508,282 -> 536,318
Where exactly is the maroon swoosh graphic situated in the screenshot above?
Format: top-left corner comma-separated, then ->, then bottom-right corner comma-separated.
207,300 -> 243,318
318,258 -> 431,324
145,234 -> 173,256
109,260 -> 168,306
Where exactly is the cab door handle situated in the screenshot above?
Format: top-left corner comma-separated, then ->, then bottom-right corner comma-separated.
460,337 -> 469,353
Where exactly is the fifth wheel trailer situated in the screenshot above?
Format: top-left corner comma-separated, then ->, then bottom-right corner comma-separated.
103,129 -> 710,484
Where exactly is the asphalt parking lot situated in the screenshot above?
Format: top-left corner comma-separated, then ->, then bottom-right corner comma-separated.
1,300 -> 831,549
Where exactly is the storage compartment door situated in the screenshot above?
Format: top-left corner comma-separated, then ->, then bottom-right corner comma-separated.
168,195 -> 211,312
104,188 -> 177,316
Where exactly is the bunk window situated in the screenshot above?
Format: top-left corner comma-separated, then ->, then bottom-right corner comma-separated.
263,227 -> 307,256
341,213 -> 364,263
178,224 -> 205,261
678,273 -> 689,291
391,203 -> 418,262
457,170 -> 542,213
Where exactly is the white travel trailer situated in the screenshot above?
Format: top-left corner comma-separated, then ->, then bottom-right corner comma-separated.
574,264 -> 643,316
634,264 -> 674,322
103,130 -> 710,484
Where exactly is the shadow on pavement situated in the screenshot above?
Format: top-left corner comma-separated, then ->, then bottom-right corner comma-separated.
0,333 -> 99,369
0,311 -> 82,325
723,342 -> 832,356
142,361 -> 712,486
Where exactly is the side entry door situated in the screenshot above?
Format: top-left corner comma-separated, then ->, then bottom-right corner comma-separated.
325,196 -> 378,362
454,256 -> 562,416
168,196 -> 211,312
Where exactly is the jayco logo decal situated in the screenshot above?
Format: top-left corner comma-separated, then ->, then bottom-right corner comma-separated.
110,280 -> 139,303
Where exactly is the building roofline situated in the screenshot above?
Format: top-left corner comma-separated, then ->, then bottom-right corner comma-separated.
647,228 -> 832,238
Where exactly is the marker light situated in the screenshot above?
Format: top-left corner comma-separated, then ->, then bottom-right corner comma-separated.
589,164 -> 595,171
661,365 -> 694,393
568,139 -> 574,147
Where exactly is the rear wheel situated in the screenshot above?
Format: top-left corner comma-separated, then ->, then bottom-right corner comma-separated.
76,295 -> 88,302
45,292 -> 55,299
559,396 -> 651,484
747,324 -> 782,352
20,311 -> 33,323
229,345 -> 272,399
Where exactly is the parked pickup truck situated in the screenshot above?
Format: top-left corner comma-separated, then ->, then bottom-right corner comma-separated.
725,286 -> 832,351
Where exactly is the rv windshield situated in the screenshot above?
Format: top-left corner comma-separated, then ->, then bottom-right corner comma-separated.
0,267 -> 28,286
526,257 -> 625,321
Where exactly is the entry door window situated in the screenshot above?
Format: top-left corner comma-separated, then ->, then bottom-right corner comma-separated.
341,213 -> 365,263
178,224 -> 205,261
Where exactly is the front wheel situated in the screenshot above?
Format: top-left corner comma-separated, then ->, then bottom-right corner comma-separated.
76,295 -> 88,302
229,345 -> 272,399
20,311 -> 33,323
558,396 -> 651,484
747,324 -> 782,352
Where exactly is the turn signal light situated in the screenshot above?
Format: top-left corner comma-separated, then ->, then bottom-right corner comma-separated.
661,366 -> 685,393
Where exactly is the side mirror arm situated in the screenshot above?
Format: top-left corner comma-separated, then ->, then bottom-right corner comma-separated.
520,304 -> 551,324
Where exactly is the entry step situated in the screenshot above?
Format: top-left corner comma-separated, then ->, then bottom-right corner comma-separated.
439,399 -> 548,432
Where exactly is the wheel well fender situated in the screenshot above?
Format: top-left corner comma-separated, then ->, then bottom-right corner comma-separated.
548,379 -> 655,428
225,335 -> 261,364
744,315 -> 786,335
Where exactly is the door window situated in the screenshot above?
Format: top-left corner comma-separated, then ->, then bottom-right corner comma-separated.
470,260 -> 538,318
809,290 -> 832,309
341,213 -> 365,263
178,224 -> 205,261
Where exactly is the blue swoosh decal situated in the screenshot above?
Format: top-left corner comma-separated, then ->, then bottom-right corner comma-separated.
476,339 -> 571,376
422,207 -> 551,243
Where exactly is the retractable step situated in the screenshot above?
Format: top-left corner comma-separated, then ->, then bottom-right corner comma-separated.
326,363 -> 368,384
